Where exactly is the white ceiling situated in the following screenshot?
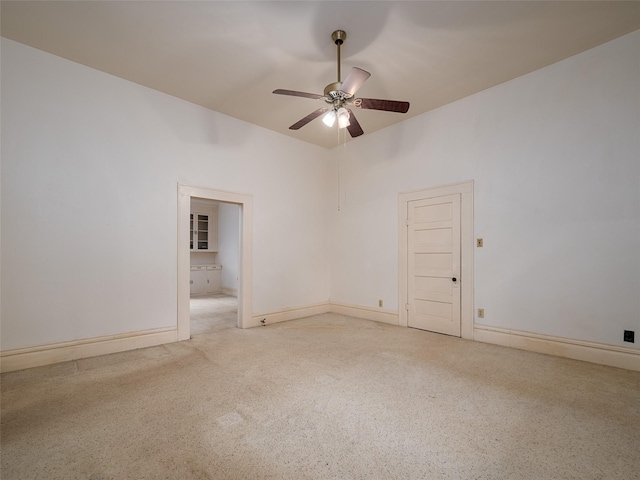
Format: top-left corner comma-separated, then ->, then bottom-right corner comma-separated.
2,1 -> 639,149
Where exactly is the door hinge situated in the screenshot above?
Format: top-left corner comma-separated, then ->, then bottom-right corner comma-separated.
405,218 -> 409,227
405,303 -> 410,311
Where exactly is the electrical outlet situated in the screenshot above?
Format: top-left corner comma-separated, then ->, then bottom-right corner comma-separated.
476,238 -> 484,248
624,330 -> 635,343
477,308 -> 484,318
378,299 -> 383,308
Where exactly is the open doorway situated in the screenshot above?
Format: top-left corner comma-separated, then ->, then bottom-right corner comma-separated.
177,185 -> 253,341
189,199 -> 240,334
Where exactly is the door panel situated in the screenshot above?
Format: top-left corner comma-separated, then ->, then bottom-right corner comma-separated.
414,252 -> 453,270
414,203 -> 452,223
407,194 -> 461,336
415,228 -> 452,245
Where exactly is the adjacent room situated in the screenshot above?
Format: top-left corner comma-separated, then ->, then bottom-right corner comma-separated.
189,198 -> 240,334
1,1 -> 639,479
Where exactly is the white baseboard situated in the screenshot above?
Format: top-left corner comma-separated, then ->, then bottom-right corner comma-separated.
330,302 -> 399,325
251,302 -> 330,328
221,287 -> 238,297
474,325 -> 640,372
325,304 -> 639,371
6,310 -> 634,374
0,327 -> 178,373
250,301 -> 399,328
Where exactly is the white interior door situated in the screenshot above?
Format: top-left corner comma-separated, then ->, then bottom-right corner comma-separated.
407,194 -> 461,336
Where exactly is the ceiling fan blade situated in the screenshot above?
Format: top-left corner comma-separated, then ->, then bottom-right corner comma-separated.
355,98 -> 410,113
273,89 -> 324,100
340,67 -> 371,97
289,108 -> 329,130
346,109 -> 364,138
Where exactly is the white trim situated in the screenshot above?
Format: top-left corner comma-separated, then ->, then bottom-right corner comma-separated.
0,327 -> 177,373
398,181 -> 474,339
252,303 -> 330,328
475,325 -> 640,372
178,184 -> 253,336
330,302 -> 399,325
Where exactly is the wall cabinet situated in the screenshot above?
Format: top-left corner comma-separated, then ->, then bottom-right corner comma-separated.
190,264 -> 222,296
190,204 -> 218,252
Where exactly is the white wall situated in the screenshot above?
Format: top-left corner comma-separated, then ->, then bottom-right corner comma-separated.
218,202 -> 240,293
2,31 -> 638,355
0,39 -> 332,350
330,30 -> 640,349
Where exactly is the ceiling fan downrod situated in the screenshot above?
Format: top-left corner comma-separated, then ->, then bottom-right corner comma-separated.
332,30 -> 346,82
324,30 -> 348,99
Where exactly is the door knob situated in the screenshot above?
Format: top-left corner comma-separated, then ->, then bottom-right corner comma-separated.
452,277 -> 457,282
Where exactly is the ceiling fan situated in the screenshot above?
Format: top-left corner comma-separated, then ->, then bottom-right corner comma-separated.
273,30 -> 410,138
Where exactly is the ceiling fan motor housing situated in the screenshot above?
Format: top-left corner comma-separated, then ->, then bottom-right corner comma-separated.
324,82 -> 345,99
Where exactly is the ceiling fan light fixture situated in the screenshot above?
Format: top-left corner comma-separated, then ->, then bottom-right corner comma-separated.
322,109 -> 336,127
337,107 -> 350,128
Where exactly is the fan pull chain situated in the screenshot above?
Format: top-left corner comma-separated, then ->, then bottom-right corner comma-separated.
337,124 -> 341,211
343,127 -> 347,209
337,125 -> 348,212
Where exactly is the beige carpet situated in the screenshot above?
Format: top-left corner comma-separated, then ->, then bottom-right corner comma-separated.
189,294 -> 240,335
1,300 -> 639,479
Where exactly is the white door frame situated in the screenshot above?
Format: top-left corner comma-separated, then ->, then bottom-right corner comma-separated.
177,184 -> 253,339
398,180 -> 474,339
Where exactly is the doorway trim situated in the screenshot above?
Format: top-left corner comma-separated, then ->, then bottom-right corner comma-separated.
177,184 -> 253,339
398,180 -> 474,339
